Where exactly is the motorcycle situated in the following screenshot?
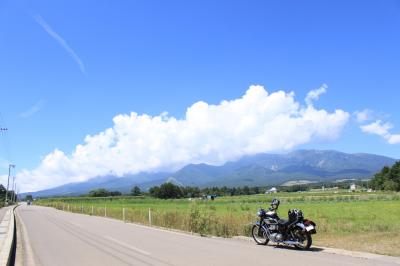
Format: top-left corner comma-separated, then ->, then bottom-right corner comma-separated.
251,199 -> 316,250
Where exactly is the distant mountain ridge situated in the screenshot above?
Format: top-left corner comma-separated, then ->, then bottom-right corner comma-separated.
22,150 -> 397,197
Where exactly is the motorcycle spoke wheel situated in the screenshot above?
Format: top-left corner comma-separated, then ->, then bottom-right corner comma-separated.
251,225 -> 269,245
293,230 -> 312,250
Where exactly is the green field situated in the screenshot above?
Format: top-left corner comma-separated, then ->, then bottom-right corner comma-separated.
36,190 -> 400,256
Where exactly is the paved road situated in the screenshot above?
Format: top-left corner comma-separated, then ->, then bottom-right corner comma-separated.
15,205 -> 399,266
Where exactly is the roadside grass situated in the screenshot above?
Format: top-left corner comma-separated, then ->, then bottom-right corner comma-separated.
316,231 -> 400,257
35,191 -> 400,256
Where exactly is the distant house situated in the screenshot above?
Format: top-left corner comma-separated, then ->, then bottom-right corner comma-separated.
265,187 -> 278,194
202,194 -> 217,200
350,183 -> 356,192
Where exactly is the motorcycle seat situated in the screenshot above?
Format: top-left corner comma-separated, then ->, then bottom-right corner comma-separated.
278,219 -> 291,227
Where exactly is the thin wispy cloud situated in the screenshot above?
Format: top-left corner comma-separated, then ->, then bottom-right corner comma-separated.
354,109 -> 373,123
20,100 -> 45,118
33,14 -> 86,74
305,84 -> 327,106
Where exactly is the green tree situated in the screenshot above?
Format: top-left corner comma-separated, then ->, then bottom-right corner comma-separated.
25,194 -> 33,201
149,183 -> 183,199
371,162 -> 400,191
131,186 -> 142,196
0,184 -> 6,198
383,180 -> 398,191
88,188 -> 110,197
110,191 -> 122,196
149,186 -> 160,197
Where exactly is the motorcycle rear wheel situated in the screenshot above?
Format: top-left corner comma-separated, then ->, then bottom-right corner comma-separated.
251,224 -> 269,245
293,229 -> 312,250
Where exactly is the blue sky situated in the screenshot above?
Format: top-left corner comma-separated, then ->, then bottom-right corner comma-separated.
1,0 -> 400,191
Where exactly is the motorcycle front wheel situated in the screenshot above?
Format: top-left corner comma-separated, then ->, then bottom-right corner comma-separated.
251,224 -> 269,245
293,229 -> 312,250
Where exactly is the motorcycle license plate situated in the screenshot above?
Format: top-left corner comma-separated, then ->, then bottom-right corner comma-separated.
305,225 -> 315,231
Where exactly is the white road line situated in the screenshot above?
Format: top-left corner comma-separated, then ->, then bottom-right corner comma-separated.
103,236 -> 151,256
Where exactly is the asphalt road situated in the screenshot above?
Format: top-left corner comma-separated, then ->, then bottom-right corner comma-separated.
15,204 -> 399,266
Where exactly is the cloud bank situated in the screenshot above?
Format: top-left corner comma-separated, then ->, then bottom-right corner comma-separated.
17,85 -> 350,192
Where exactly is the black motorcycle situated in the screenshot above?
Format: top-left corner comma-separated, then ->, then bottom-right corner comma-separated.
251,199 -> 316,250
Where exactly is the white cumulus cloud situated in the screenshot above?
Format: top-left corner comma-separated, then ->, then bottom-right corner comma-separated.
361,120 -> 400,145
17,85 -> 350,192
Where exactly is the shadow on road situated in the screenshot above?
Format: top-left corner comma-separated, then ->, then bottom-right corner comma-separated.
272,244 -> 324,252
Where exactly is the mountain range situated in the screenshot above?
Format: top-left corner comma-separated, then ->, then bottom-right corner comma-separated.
23,149 -> 397,197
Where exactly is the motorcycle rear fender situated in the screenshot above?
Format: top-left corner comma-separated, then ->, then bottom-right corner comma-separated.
295,222 -> 306,229
296,223 -> 317,234
304,219 -> 316,226
297,221 -> 317,234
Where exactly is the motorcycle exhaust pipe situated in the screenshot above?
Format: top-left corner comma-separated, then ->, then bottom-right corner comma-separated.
282,240 -> 301,245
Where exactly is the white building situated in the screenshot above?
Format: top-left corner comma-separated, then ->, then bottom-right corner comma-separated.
265,187 -> 278,194
350,183 -> 356,192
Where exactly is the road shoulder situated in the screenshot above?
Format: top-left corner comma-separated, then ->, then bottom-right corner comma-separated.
231,235 -> 400,265
15,206 -> 39,266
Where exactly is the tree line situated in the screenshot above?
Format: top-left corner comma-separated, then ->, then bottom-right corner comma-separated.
370,161 -> 400,191
0,184 -> 18,207
86,184 -> 268,199
85,179 -> 371,200
86,188 -> 123,197
83,177 -> 387,200
86,184 -> 271,199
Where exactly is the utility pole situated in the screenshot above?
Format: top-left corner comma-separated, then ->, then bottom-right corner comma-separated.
13,183 -> 17,203
11,175 -> 16,203
5,164 -> 15,205
13,182 -> 17,203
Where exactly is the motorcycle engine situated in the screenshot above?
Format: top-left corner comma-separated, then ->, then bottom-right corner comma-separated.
270,233 -> 283,242
269,224 -> 278,231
